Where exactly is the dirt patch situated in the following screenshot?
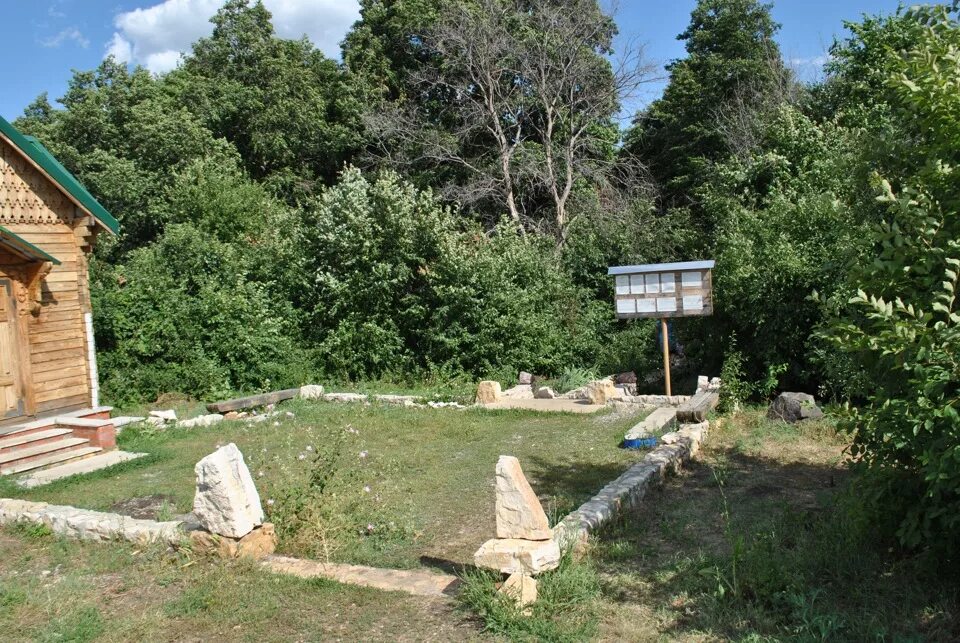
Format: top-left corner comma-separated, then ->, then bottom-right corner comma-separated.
110,494 -> 178,520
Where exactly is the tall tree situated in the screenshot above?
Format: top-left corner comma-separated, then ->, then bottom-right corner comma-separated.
623,0 -> 787,210
173,0 -> 364,198
364,0 -> 653,244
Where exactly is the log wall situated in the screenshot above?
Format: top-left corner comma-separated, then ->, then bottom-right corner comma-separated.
0,137 -> 95,417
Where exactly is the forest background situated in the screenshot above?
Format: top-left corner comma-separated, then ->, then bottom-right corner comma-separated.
13,0 -> 960,550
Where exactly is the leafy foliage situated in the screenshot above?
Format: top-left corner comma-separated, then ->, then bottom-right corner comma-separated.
825,5 -> 960,548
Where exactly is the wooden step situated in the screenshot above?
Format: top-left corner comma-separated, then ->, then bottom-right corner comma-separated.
1,445 -> 102,476
0,428 -> 73,452
0,437 -> 91,468
0,417 -> 58,439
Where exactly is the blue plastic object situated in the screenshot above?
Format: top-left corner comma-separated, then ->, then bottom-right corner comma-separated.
623,436 -> 658,450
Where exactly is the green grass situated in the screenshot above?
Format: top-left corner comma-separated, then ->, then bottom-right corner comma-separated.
0,527 -> 481,641
13,397 -> 646,569
589,409 -> 959,641
3,404 -> 956,640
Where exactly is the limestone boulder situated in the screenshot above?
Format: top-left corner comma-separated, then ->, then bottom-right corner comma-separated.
180,414 -> 224,428
498,572 -> 537,611
585,379 -> 618,405
193,443 -> 264,538
299,384 -> 325,400
502,385 -> 534,399
475,381 -> 502,404
534,387 -> 556,400
518,371 -> 533,385
767,392 -> 824,423
496,456 -> 551,540
149,409 -> 177,422
474,538 -> 561,574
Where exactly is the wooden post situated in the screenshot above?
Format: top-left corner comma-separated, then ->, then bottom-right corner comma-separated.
661,318 -> 672,397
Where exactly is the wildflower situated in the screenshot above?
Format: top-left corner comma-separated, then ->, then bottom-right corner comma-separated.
258,470 -> 264,477
297,453 -> 306,461
359,450 -> 368,459
366,523 -> 375,532
363,485 -> 371,493
266,499 -> 275,506
306,445 -> 314,452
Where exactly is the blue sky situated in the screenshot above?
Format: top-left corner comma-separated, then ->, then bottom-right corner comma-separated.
1,0 -> 906,122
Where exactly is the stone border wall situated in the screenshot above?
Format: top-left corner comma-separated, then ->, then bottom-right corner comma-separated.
0,498 -> 183,545
552,421 -> 709,549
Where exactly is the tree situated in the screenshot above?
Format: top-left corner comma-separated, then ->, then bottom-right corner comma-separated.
826,5 -> 960,549
365,0 -> 654,244
622,0 -> 787,210
174,0 -> 365,198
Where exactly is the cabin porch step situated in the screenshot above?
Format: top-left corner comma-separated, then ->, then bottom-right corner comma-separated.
0,437 -> 102,475
0,428 -> 74,453
0,444 -> 103,476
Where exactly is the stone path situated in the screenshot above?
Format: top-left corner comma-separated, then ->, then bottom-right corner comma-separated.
263,555 -> 461,598
480,398 -> 607,414
16,451 -> 147,488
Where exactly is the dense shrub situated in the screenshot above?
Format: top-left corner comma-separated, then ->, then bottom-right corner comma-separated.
92,224 -> 312,403
826,5 -> 960,549
302,168 -> 618,380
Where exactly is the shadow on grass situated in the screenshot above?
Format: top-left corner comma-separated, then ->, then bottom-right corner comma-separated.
525,454 -> 634,519
591,447 -> 960,641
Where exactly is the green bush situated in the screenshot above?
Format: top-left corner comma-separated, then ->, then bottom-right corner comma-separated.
93,224 -> 312,403
302,168 -> 617,380
825,5 -> 960,549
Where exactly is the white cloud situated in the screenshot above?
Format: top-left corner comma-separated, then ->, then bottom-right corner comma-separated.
105,0 -> 360,74
42,27 -> 90,49
788,55 -> 830,68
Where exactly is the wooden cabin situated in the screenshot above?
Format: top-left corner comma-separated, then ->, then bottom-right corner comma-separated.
0,115 -> 120,475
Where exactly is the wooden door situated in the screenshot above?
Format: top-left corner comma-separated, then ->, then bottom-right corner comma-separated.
0,279 -> 24,418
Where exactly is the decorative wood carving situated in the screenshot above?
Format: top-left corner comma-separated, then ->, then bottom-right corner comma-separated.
0,139 -> 77,226
5,262 -> 53,316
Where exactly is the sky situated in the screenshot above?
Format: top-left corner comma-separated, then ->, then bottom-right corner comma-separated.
0,0 -> 907,122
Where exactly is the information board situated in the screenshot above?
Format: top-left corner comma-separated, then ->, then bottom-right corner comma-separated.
608,260 -> 715,320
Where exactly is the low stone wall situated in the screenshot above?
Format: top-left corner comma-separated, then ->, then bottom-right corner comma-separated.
553,421 -> 709,549
0,498 -> 183,545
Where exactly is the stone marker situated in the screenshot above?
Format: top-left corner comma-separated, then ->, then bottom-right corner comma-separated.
518,371 -> 533,385
767,392 -> 824,423
299,384 -> 325,400
502,384 -> 535,399
193,443 -> 265,539
179,414 -> 224,428
496,456 -> 551,540
498,572 -> 537,611
585,379 -> 618,405
149,409 -> 177,422
475,381 -> 502,404
534,387 -> 556,399
474,537 -> 561,574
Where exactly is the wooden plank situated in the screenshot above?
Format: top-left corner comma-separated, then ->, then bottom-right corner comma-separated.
35,375 -> 88,394
676,390 -> 720,423
40,280 -> 80,294
29,328 -> 84,344
34,365 -> 87,384
207,388 -> 301,413
28,319 -> 82,335
32,308 -> 82,324
30,337 -> 84,354
40,290 -> 79,303
37,383 -> 88,404
36,394 -> 88,414
32,347 -> 85,365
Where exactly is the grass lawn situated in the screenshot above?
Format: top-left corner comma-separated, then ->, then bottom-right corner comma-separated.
3,403 -> 956,641
6,398 -> 648,569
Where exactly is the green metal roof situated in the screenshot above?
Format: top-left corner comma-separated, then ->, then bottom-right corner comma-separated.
0,225 -> 61,265
0,115 -> 119,235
